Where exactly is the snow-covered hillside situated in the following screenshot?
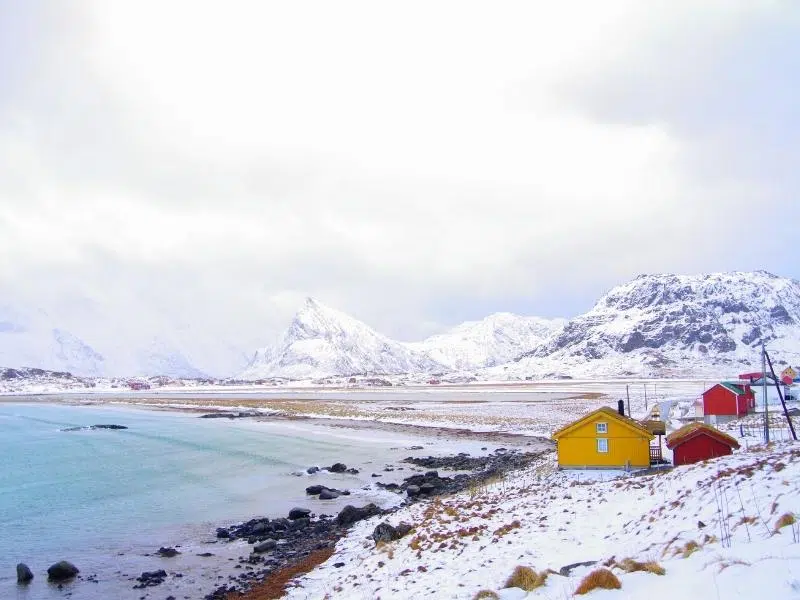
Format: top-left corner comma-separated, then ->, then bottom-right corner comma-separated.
241,298 -> 445,380
409,313 -> 565,370
291,442 -> 800,599
502,271 -> 800,379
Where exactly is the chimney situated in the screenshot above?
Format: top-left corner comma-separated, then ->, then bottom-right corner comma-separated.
618,400 -> 625,417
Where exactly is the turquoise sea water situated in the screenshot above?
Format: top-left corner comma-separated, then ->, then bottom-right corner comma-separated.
0,403 -> 419,599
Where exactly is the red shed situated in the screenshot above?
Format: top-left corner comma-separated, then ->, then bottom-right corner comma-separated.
666,423 -> 740,465
702,382 -> 752,417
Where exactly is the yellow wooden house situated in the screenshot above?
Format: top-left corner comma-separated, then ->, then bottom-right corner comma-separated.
552,406 -> 654,469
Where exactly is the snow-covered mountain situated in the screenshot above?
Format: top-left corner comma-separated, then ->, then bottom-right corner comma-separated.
409,313 -> 565,370
240,298 -> 445,379
0,303 -> 211,378
504,270 -> 800,378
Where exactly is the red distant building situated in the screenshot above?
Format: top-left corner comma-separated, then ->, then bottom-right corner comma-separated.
702,382 -> 753,418
666,423 -> 740,465
127,381 -> 151,391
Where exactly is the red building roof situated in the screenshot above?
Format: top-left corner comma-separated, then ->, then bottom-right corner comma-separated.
665,423 -> 740,450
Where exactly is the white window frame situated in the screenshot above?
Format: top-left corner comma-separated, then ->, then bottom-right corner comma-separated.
597,438 -> 609,453
596,422 -> 608,434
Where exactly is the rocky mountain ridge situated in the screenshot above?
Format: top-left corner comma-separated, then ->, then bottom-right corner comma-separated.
244,271 -> 800,380
505,270 -> 800,378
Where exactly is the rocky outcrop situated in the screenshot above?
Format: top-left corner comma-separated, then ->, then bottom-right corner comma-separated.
47,561 -> 79,582
16,563 -> 33,584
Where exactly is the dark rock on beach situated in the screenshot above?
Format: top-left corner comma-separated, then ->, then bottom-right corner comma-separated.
319,488 -> 340,500
61,424 -> 128,431
305,484 -> 326,495
307,466 -> 320,474
336,503 -> 381,526
47,561 -> 79,582
16,563 -> 33,584
133,569 -> 167,588
328,463 -> 347,473
253,539 -> 277,553
157,546 -> 180,557
288,507 -> 311,520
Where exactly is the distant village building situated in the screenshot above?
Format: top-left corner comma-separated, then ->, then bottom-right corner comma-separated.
552,406 -> 654,469
127,380 -> 151,390
666,423 -> 740,465
780,366 -> 797,386
701,382 -> 754,422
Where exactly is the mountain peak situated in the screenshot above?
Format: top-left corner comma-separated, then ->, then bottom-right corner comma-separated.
242,299 -> 443,379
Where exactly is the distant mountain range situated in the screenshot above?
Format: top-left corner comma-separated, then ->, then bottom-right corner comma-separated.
242,271 -> 800,380
2,271 -> 799,380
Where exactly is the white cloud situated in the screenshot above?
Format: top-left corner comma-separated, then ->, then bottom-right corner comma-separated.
0,0 -> 797,374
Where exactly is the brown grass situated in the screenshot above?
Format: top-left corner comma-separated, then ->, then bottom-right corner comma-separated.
676,540 -> 699,558
774,512 -> 796,533
226,547 -> 334,600
618,558 -> 665,575
504,565 -> 549,591
473,591 -> 500,600
574,568 -> 621,595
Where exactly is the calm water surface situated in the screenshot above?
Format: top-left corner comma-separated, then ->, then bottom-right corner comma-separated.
0,403 -> 428,599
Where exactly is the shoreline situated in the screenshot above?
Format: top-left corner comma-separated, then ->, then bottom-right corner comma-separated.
1,399 -> 553,600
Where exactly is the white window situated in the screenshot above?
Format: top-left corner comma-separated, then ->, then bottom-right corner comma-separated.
597,438 -> 609,453
596,422 -> 608,434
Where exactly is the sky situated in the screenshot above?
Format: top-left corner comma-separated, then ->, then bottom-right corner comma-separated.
1,1 -> 799,375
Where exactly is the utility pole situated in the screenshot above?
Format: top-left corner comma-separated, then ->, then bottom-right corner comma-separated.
626,384 -> 631,417
762,342 -> 769,443
644,384 -> 648,412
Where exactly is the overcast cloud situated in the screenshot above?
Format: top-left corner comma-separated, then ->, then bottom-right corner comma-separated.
1,0 -> 798,374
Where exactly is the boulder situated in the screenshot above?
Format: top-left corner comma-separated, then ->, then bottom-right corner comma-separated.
372,522 -> 397,544
157,547 -> 180,557
288,507 -> 311,520
253,539 -> 277,553
16,563 -> 33,584
336,503 -> 381,527
305,485 -> 326,495
371,521 -> 413,544
394,522 -> 413,538
216,528 -> 230,539
47,561 -> 79,581
134,569 -> 167,588
319,488 -> 340,500
307,466 -> 320,474
406,485 -> 421,497
329,463 -> 347,473
419,483 -> 436,494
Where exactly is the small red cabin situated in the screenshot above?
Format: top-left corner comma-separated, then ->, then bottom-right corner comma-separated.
666,423 -> 740,465
127,381 -> 151,390
702,382 -> 753,417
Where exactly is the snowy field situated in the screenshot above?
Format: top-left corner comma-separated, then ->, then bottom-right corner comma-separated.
289,442 -> 800,599
5,379 -> 714,437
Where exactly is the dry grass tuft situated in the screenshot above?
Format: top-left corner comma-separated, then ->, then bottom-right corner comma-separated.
574,568 -> 621,595
618,558 -> 665,575
774,512 -> 796,533
675,540 -> 699,558
473,591 -> 500,600
504,565 -> 549,591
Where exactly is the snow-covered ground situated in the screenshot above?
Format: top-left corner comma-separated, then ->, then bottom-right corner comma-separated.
289,441 -> 800,599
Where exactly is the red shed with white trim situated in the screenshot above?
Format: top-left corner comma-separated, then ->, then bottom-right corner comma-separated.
702,382 -> 752,417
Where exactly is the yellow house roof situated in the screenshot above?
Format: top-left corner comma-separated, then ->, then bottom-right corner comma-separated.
552,406 -> 655,440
